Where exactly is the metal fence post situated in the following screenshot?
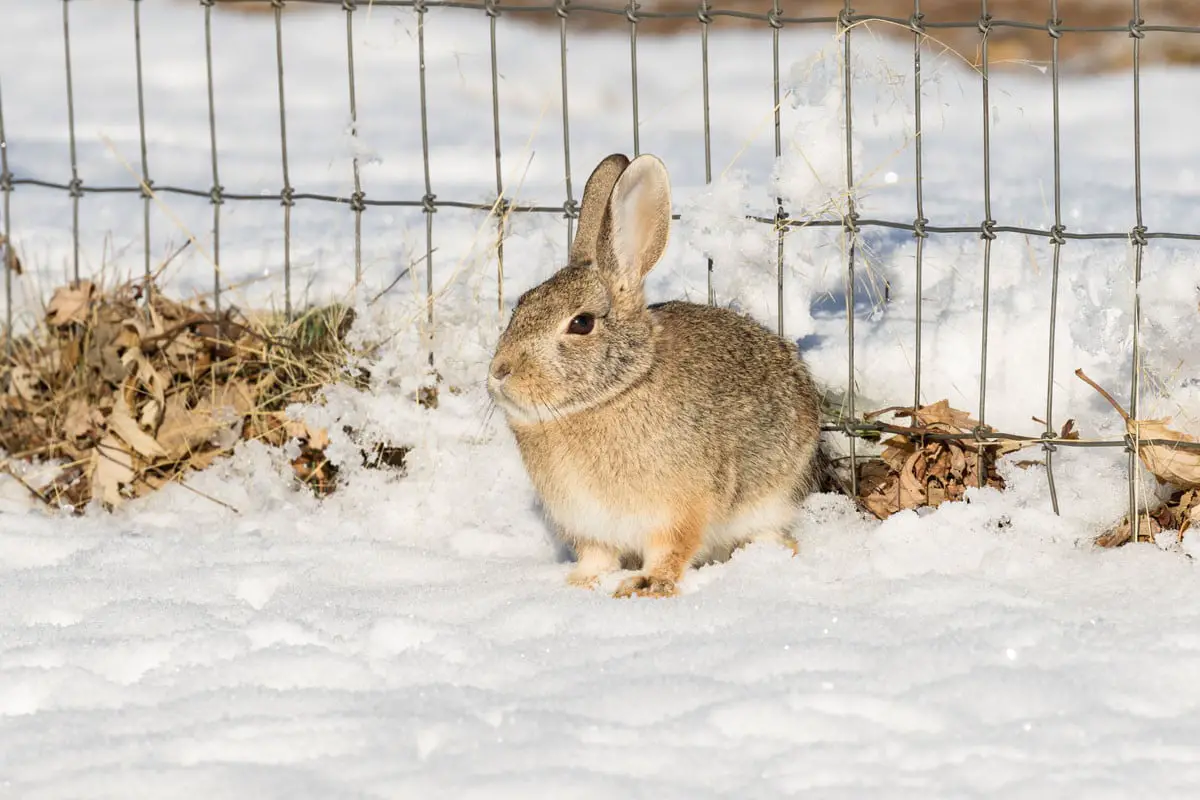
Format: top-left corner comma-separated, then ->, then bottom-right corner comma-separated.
202,0 -> 223,317
975,0 -> 995,485
1128,0 -> 1147,540
62,0 -> 82,285
272,0 -> 295,320
840,1 -> 859,496
1043,0 -> 1065,514
0,79 -> 11,356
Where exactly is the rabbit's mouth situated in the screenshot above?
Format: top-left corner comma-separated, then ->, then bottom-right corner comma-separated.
487,380 -> 540,425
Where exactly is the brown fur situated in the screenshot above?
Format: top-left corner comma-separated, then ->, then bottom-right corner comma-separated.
488,154 -> 821,599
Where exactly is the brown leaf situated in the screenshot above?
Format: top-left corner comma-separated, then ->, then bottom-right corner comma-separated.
880,437 -> 914,472
62,399 -> 102,441
90,436 -> 135,508
1096,513 -> 1161,549
862,491 -> 896,520
1,235 -> 23,276
1077,368 -> 1200,490
948,442 -> 967,477
284,418 -> 330,451
6,365 -> 40,402
912,399 -> 979,432
108,398 -> 168,461
200,379 -> 254,419
156,394 -> 224,460
899,451 -> 927,509
1131,418 -> 1200,490
46,281 -> 96,327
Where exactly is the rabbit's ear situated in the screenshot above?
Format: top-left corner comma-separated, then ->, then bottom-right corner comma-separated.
603,154 -> 671,295
569,154 -> 630,266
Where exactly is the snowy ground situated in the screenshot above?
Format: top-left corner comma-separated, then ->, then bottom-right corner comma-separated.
3,1 -> 1200,796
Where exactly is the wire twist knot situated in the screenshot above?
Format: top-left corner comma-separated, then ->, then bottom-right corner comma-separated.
697,3 -> 712,25
209,184 -> 224,206
67,178 -> 84,199
1049,224 -> 1066,245
349,191 -> 366,213
768,7 -> 783,30
625,1 -> 639,24
1046,17 -> 1063,40
912,216 -> 928,239
1130,225 -> 1148,247
1128,17 -> 1145,39
977,14 -> 992,36
342,0 -> 356,11
562,198 -> 580,220
555,0 -> 570,20
909,12 -> 926,35
484,0 -> 501,18
980,219 -> 997,240
139,179 -> 155,200
836,8 -> 853,33
842,210 -> 859,235
421,193 -> 437,214
280,186 -> 295,208
0,171 -> 12,193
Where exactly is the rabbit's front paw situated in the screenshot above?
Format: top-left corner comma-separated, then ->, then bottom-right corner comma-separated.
566,569 -> 601,590
613,574 -> 677,599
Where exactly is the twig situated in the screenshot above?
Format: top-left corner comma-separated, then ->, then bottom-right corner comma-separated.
0,462 -> 57,509
1075,367 -> 1131,422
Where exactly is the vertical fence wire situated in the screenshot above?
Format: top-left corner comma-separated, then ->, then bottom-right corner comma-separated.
488,0 -> 506,319
771,0 -> 785,336
558,0 -> 577,251
976,0 -> 995,483
416,0 -> 436,365
628,1 -> 640,157
345,1 -> 364,285
0,80 -> 10,356
911,1 -> 926,411
841,1 -> 858,496
273,2 -> 294,320
1043,1 -> 1064,514
62,0 -> 81,284
699,0 -> 714,305
1129,0 -> 1146,539
202,0 -> 223,316
133,0 -> 153,288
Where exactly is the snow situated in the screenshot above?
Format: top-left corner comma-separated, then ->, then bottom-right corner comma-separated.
3,1 -> 1200,796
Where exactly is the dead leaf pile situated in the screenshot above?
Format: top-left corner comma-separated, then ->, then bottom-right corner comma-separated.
1076,368 -> 1200,547
1,279 -> 407,512
855,400 -> 1030,520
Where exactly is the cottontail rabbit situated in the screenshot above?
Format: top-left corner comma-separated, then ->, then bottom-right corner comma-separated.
488,153 -> 821,598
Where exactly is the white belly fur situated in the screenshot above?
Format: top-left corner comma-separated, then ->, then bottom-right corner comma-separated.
545,488 -> 798,559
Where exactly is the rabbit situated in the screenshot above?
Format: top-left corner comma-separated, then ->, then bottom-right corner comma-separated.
487,152 -> 822,599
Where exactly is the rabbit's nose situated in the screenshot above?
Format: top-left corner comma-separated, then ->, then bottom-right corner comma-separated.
491,359 -> 512,381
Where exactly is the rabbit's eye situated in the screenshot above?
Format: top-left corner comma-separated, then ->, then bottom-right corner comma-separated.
567,313 -> 595,335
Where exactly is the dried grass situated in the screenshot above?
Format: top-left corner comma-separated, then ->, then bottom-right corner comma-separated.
0,276 -> 405,513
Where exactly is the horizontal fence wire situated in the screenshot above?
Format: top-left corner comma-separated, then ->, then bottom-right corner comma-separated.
3,0 -> 1200,533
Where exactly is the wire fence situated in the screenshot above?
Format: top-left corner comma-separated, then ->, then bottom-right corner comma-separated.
3,0 -> 1200,535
